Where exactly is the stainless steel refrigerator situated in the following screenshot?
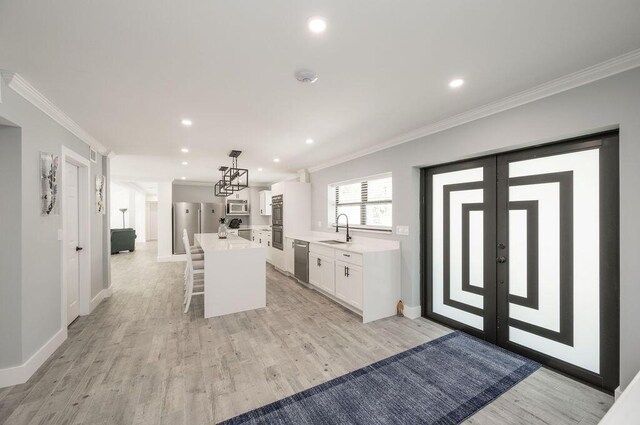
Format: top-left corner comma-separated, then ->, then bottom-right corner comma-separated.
173,202 -> 224,254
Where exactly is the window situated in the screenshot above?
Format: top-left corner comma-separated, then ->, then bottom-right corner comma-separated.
328,173 -> 392,231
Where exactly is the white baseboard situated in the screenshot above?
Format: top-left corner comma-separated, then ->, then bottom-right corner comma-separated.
403,304 -> 422,319
157,255 -> 185,262
89,287 -> 110,312
0,327 -> 67,389
615,386 -> 622,400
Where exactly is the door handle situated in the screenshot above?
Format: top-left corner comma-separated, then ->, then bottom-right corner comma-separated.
76,246 -> 83,252
346,266 -> 350,277
496,256 -> 507,263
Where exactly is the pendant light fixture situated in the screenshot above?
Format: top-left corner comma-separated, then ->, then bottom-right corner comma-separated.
214,166 -> 233,197
214,151 -> 249,197
223,150 -> 249,192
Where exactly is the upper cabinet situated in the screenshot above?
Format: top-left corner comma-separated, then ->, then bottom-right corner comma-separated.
259,190 -> 272,216
226,189 -> 249,201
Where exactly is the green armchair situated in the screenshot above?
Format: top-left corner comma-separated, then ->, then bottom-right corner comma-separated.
111,228 -> 137,254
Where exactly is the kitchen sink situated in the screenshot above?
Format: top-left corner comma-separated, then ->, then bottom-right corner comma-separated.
318,240 -> 348,244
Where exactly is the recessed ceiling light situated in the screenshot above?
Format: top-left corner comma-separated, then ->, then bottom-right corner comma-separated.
449,79 -> 464,88
181,176 -> 186,180
258,168 -> 263,171
181,119 -> 192,126
308,17 -> 327,34
181,148 -> 189,153
295,69 -> 318,84
306,138 -> 314,145
273,158 -> 280,163
182,161 -> 188,165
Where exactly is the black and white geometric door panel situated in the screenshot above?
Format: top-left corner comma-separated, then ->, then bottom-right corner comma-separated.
426,157 -> 497,342
424,133 -> 619,391
505,149 -> 597,371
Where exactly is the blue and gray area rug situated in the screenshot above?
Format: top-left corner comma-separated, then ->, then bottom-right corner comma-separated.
220,331 -> 539,425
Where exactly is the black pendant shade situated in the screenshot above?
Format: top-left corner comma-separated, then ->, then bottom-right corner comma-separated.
214,166 -> 233,197
214,151 -> 249,197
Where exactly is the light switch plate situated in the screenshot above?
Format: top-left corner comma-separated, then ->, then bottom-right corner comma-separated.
317,221 -> 322,228
396,225 -> 409,236
57,229 -> 63,241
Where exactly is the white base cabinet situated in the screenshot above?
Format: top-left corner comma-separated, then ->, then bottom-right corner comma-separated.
284,237 -> 295,274
309,243 -> 399,323
252,229 -> 272,264
309,253 -> 335,295
335,260 -> 362,310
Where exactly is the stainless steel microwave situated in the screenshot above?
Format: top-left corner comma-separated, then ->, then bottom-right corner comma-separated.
226,200 -> 249,215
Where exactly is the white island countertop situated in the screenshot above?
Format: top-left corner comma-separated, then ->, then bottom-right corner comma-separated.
196,233 -> 263,251
194,233 -> 266,318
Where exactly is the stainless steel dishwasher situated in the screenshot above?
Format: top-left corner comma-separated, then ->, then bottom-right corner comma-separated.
294,240 -> 309,283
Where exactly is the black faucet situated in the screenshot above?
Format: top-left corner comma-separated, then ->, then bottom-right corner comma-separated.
336,213 -> 352,242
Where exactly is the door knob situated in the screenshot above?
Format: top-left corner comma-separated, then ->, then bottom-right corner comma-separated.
496,256 -> 507,263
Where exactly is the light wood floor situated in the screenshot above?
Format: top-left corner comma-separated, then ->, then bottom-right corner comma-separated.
0,242 -> 612,425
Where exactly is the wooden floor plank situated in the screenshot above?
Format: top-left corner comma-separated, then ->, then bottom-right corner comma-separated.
0,242 -> 613,424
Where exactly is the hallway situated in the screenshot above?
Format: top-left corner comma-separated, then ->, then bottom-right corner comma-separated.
0,243 -> 612,424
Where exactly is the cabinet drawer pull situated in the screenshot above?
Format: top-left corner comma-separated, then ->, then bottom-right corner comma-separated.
343,253 -> 350,257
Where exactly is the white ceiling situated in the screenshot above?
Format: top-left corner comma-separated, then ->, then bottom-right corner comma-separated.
1,1 -> 640,184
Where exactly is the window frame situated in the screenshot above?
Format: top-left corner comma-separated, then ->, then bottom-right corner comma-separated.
327,172 -> 393,233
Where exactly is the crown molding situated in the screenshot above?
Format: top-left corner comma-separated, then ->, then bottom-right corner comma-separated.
308,48 -> 640,173
0,71 -> 108,155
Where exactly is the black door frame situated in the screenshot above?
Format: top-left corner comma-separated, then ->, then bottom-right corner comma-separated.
420,131 -> 620,392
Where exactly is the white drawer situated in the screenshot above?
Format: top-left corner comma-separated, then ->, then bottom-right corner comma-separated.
310,243 -> 334,258
335,249 -> 362,266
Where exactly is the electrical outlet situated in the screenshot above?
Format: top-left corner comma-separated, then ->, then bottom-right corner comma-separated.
396,225 -> 409,236
58,229 -> 63,241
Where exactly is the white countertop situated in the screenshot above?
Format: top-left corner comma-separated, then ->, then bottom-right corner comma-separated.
238,225 -> 271,231
285,232 -> 400,253
195,233 -> 264,251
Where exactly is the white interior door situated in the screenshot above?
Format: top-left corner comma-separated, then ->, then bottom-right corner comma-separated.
65,162 -> 80,325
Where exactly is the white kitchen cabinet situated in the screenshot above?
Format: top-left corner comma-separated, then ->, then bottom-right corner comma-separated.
335,260 -> 363,310
284,237 -> 295,274
320,256 -> 336,294
309,251 -> 335,294
269,181 -> 310,271
307,241 -> 399,323
226,189 -> 249,201
309,253 -> 322,288
259,190 -> 272,216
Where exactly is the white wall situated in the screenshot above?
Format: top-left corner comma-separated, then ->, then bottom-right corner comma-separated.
109,181 -> 146,242
0,76 -> 109,375
134,191 -> 146,242
310,67 -> 640,390
0,125 -> 23,367
145,201 -> 158,241
157,182 -> 173,260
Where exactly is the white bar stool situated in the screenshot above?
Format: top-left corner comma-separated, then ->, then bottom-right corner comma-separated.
182,233 -> 204,313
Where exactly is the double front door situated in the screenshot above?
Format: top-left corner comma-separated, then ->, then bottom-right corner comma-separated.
422,132 -> 619,391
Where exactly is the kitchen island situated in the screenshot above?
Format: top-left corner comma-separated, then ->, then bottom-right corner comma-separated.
194,233 -> 266,318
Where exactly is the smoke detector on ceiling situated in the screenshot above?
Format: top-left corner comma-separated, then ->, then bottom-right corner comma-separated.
295,69 -> 318,84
